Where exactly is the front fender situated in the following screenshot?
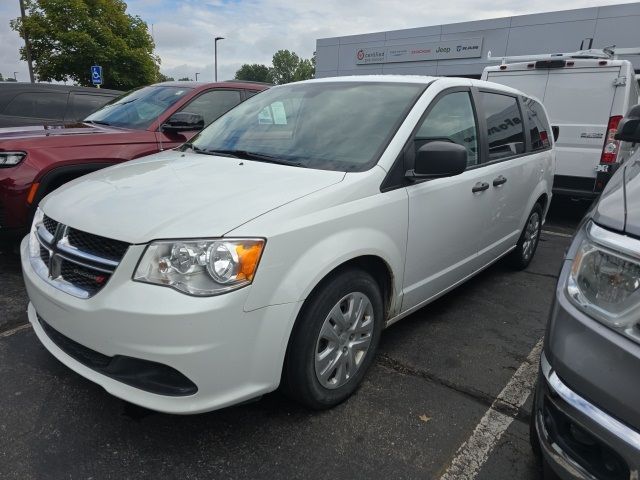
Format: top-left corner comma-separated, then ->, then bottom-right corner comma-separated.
242,188 -> 409,314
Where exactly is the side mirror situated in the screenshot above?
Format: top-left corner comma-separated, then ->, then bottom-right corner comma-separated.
161,112 -> 204,133
615,104 -> 640,143
552,126 -> 560,142
407,141 -> 468,179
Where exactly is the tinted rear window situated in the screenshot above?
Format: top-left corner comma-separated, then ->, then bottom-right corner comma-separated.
480,92 -> 525,161
522,97 -> 551,151
4,92 -> 68,119
68,93 -> 115,120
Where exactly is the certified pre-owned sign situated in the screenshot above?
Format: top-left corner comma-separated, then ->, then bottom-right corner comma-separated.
355,38 -> 483,65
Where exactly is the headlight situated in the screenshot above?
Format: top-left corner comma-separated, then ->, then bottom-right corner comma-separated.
133,238 -> 265,296
28,207 -> 45,259
0,151 -> 27,167
567,221 -> 640,329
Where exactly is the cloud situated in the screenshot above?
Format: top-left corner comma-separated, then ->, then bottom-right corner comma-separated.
1,0 -> 638,83
0,1 -> 28,81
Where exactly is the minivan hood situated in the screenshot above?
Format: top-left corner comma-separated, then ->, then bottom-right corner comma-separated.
41,151 -> 345,244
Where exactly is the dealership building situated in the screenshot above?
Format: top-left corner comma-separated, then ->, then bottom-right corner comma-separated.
315,2 -> 640,78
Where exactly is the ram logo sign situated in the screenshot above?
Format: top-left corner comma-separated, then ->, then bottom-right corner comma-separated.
355,38 -> 483,64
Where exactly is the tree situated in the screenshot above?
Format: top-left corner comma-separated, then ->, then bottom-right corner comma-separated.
178,77 -> 191,81
0,73 -> 4,81
157,72 -> 174,82
6,77 -> 17,82
270,50 -> 300,85
11,0 -> 160,90
269,50 -> 315,85
293,58 -> 314,82
234,64 -> 271,83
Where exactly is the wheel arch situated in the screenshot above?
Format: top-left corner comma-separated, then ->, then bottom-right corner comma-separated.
520,182 -> 552,231
535,192 -> 549,217
279,253 -> 395,388
303,255 -> 395,321
32,162 -> 117,206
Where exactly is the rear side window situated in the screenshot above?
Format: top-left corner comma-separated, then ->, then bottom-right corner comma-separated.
522,97 -> 551,151
480,92 -> 525,161
180,89 -> 242,126
68,93 -> 114,120
4,92 -> 68,119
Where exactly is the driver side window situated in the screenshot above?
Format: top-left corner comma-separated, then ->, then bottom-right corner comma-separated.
179,89 -> 242,126
415,91 -> 479,167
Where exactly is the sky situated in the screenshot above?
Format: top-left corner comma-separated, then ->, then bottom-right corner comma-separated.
0,0 -> 637,83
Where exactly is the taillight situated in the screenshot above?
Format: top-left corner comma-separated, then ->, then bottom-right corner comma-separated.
539,130 -> 550,147
601,116 -> 623,164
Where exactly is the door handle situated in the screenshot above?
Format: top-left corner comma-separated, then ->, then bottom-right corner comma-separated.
472,182 -> 490,193
493,175 -> 507,187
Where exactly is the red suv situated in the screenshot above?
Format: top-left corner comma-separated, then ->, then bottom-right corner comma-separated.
0,81 -> 269,237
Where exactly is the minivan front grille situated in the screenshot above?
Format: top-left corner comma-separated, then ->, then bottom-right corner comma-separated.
32,216 -> 129,298
39,244 -> 50,264
67,227 -> 129,262
42,215 -> 59,236
59,260 -> 110,296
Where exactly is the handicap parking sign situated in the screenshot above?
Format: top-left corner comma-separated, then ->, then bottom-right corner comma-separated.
91,65 -> 102,85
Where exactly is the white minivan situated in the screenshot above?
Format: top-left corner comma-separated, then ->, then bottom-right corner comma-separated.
21,76 -> 554,413
483,50 -> 638,198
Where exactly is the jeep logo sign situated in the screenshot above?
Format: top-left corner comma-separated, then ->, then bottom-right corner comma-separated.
355,38 -> 483,65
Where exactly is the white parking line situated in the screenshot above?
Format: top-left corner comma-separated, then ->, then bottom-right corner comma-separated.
439,338 -> 543,480
542,229 -> 573,238
0,323 -> 32,339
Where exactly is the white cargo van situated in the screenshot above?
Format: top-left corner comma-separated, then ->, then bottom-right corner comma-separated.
482,49 -> 639,198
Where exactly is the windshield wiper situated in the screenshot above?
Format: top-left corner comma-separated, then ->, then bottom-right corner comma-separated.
184,144 -> 237,157
202,149 -> 305,167
84,120 -> 111,126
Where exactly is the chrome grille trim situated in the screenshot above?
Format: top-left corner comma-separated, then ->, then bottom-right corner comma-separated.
36,224 -> 54,245
30,217 -> 129,298
57,237 -> 120,268
55,252 -> 116,274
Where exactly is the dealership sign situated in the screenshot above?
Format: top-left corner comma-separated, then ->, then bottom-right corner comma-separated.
355,38 -> 483,64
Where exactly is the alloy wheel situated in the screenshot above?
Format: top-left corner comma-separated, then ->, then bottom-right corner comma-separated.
522,211 -> 540,261
314,292 -> 375,389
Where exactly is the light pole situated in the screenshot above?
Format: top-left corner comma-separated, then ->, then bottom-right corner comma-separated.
195,72 -> 200,81
13,72 -> 18,82
19,0 -> 34,83
214,36 -> 224,82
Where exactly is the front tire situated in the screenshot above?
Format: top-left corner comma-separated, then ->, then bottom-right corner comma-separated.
508,203 -> 542,270
282,268 -> 384,409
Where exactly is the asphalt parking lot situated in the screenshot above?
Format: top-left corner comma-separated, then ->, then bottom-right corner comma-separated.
0,198 -> 590,480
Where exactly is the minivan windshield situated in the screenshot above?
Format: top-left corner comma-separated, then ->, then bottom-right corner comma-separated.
84,86 -> 191,130
188,82 -> 425,171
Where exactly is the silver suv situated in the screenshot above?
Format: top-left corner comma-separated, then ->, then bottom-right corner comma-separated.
531,105 -> 640,479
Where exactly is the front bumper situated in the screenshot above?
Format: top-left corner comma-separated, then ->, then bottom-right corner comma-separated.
534,351 -> 640,479
21,236 -> 302,414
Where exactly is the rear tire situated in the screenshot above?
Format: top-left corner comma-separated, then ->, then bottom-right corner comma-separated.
282,268 -> 384,409
508,203 -> 542,270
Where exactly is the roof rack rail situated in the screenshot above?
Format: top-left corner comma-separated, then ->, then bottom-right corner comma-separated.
223,79 -> 274,86
487,45 -> 640,65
